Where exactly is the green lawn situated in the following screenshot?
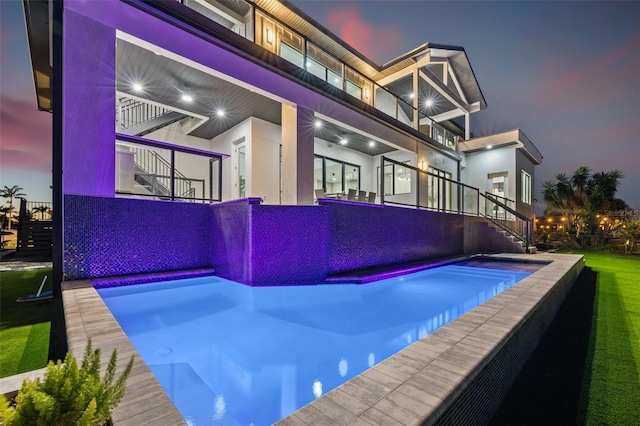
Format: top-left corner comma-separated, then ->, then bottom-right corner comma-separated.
490,252 -> 640,425
577,252 -> 640,425
0,268 -> 53,378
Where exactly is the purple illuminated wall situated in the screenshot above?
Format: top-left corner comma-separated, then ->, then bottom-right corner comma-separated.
323,201 -> 464,274
209,201 -> 328,286
64,195 -> 212,279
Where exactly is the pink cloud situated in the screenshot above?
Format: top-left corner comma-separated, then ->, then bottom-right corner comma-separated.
536,32 -> 640,112
0,97 -> 52,173
327,5 -> 402,63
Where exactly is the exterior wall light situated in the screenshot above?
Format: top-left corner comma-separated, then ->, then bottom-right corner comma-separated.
339,138 -> 347,145
421,160 -> 427,171
364,88 -> 370,99
266,29 -> 274,44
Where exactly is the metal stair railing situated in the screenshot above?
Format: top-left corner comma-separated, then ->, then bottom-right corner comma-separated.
117,98 -> 173,132
130,146 -> 194,201
479,193 -> 533,252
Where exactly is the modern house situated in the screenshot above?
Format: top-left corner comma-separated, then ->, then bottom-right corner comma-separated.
23,0 -> 542,288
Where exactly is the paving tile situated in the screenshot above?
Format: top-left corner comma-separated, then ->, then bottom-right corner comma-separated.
385,388 -> 434,418
326,388 -> 371,416
358,407 -> 404,426
294,404 -> 339,426
373,396 -> 423,425
311,394 -> 358,425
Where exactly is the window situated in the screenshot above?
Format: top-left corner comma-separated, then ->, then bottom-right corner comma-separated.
521,170 -> 532,204
314,155 -> 359,195
427,167 -> 452,211
377,161 -> 411,196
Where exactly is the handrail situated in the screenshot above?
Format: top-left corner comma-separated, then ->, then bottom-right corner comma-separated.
479,192 -> 532,252
485,191 -> 516,206
380,155 -> 532,252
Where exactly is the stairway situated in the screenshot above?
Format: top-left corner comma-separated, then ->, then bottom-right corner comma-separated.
464,216 -> 533,254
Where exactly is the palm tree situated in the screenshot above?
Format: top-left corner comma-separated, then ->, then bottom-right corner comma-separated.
542,166 -> 626,246
0,206 -> 13,229
32,205 -> 50,220
1,185 -> 27,215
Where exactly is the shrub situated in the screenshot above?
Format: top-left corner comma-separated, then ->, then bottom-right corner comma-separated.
0,341 -> 133,426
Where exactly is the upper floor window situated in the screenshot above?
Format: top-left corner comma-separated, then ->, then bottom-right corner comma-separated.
521,170 -> 532,205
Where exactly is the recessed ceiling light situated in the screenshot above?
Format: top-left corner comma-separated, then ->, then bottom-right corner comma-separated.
132,83 -> 143,92
486,145 -> 493,150
409,93 -> 415,99
181,85 -> 193,102
314,120 -> 322,128
333,77 -> 340,83
339,138 -> 347,145
368,141 -> 375,147
425,99 -> 433,107
216,109 -> 225,117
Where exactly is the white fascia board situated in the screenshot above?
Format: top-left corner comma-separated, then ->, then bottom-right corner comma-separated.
447,62 -> 468,104
376,66 -> 414,87
431,108 -> 465,122
419,69 -> 467,113
192,0 -> 244,26
459,128 -> 543,165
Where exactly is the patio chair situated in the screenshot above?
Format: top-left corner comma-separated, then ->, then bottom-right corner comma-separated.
347,189 -> 357,201
314,188 -> 325,200
358,190 -> 367,202
367,192 -> 377,203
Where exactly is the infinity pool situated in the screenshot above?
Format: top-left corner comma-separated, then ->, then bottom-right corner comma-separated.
98,263 -> 533,425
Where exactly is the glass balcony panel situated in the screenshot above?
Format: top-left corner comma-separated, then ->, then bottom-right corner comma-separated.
280,42 -> 304,68
346,81 -> 362,99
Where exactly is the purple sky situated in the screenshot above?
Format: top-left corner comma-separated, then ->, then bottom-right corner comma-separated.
1,0 -> 638,213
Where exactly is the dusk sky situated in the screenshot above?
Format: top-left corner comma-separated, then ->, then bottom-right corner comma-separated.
1,0 -> 638,214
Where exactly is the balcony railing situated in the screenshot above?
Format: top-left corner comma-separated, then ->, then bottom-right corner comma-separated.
380,156 -> 533,251
115,134 -> 224,203
174,0 -> 461,150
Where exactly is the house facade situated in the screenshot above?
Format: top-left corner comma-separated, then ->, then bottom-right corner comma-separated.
24,0 -> 541,288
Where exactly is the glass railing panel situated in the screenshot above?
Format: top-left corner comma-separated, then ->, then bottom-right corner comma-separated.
116,138 -> 223,203
183,0 -> 253,41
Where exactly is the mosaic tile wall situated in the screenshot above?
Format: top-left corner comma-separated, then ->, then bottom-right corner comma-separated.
209,200 -> 252,283
64,195 -> 212,279
209,202 -> 329,286
66,196 -> 467,284
249,205 -> 329,285
325,201 -> 465,275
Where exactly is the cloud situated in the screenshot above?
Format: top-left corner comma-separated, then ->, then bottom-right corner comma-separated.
536,32 -> 640,112
0,97 -> 51,173
327,4 -> 402,63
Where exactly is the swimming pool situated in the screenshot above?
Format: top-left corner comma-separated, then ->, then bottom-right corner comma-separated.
98,263 -> 533,425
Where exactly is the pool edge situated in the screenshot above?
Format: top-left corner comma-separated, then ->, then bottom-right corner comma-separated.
60,253 -> 583,426
276,252 -> 584,425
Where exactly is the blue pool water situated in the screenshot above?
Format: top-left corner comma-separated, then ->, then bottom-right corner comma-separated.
98,264 -> 532,425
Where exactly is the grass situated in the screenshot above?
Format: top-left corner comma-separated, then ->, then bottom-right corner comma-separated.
0,268 -> 54,378
490,252 -> 640,425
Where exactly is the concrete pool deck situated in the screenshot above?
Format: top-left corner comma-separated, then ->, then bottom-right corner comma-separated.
57,252 -> 583,425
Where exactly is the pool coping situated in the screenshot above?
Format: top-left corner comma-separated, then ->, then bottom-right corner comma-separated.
57,252 -> 583,426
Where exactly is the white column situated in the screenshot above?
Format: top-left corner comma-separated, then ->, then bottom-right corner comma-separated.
281,104 -> 315,205
465,112 -> 470,140
412,65 -> 419,127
